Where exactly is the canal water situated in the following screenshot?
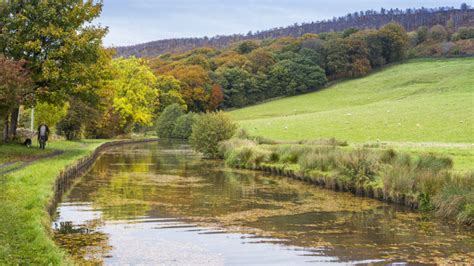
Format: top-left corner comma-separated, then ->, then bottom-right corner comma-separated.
52,141 -> 473,265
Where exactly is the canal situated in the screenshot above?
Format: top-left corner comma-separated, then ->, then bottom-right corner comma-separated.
53,141 -> 473,264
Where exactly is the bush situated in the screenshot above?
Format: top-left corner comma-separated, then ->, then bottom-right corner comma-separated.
190,112 -> 237,158
338,149 -> 379,186
156,104 -> 184,138
172,113 -> 198,139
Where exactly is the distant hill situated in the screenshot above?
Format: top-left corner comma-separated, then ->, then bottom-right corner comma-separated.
115,5 -> 474,58
229,58 -> 474,144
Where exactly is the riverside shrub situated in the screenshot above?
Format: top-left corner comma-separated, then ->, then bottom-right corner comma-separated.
173,113 -> 198,139
156,104 -> 185,138
190,112 -> 237,158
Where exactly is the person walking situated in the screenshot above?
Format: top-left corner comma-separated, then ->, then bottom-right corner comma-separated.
37,122 -> 50,150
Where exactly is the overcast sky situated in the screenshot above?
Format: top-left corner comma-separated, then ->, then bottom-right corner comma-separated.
95,0 -> 470,47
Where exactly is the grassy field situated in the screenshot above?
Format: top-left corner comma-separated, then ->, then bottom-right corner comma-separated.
0,140 -> 107,264
230,58 -> 474,143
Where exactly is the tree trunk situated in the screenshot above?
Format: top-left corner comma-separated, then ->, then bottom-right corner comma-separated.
3,114 -> 10,143
10,107 -> 19,140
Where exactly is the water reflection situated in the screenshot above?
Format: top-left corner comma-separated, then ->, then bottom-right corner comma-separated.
53,140 -> 474,264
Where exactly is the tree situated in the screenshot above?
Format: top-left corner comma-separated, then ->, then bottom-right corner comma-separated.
156,75 -> 183,92
190,112 -> 237,158
416,26 -> 429,44
0,0 -> 106,137
378,23 -> 409,63
270,59 -> 327,95
217,67 -> 255,108
236,41 -> 259,54
246,48 -> 276,73
110,57 -> 159,129
169,64 -> 211,111
57,100 -> 95,140
156,104 -> 185,138
208,84 -> 224,111
0,58 -> 33,141
159,90 -> 187,112
429,25 -> 448,42
325,38 -> 350,78
34,102 -> 68,131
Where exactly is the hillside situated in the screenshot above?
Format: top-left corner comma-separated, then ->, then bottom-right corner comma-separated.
230,58 -> 474,143
115,7 -> 474,58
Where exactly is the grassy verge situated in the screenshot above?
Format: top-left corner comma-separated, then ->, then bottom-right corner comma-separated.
219,134 -> 474,224
0,143 -> 57,164
0,140 -> 108,264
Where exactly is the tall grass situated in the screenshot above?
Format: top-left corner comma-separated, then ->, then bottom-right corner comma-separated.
433,172 -> 474,224
219,136 -> 473,224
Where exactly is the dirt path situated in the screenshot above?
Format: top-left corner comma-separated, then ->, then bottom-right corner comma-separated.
0,150 -> 64,176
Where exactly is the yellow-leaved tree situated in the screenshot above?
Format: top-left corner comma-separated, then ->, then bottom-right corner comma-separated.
110,57 -> 159,131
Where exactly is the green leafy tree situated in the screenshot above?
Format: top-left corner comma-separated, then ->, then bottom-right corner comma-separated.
217,67 -> 256,108
190,112 -> 237,158
0,0 -> 106,136
34,102 -> 68,130
270,59 -> 327,95
156,104 -> 185,138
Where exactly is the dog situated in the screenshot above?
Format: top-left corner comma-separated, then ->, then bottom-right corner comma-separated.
23,138 -> 32,148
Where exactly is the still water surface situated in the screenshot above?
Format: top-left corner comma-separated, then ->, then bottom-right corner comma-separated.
53,141 -> 473,265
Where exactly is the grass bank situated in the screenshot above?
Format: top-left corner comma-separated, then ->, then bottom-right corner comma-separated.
0,140 -> 107,264
219,134 -> 474,225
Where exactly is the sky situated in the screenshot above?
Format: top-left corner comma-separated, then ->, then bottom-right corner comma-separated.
95,0 -> 470,47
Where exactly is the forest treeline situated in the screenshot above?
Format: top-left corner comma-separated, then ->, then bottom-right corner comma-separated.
148,22 -> 474,112
1,1 -> 473,141
116,5 -> 474,58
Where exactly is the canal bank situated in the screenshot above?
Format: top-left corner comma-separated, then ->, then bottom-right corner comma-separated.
0,138 -> 157,264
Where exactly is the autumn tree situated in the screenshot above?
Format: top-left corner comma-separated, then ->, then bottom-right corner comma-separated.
429,25 -> 448,42
109,58 -> 159,131
0,58 -> 33,141
208,84 -> 225,111
377,23 -> 409,63
169,65 -> 211,111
